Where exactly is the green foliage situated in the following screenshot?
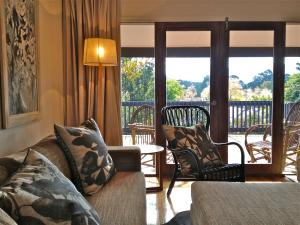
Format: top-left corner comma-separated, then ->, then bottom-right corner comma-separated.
259,81 -> 272,90
121,58 -> 143,80
250,94 -> 272,101
167,79 -> 184,100
121,57 -> 299,103
121,58 -> 154,101
285,73 -> 300,101
121,58 -> 184,101
229,79 -> 245,101
179,75 -> 209,97
246,69 -> 273,89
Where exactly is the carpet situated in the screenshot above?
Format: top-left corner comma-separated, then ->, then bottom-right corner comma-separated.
163,211 -> 191,225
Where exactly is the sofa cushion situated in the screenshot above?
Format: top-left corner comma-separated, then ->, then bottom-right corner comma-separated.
191,182 -> 300,225
86,172 -> 146,225
31,135 -> 71,179
54,118 -> 116,195
0,208 -> 17,225
0,149 -> 100,225
163,123 -> 223,174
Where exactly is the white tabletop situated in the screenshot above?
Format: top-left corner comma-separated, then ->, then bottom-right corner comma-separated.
135,144 -> 164,154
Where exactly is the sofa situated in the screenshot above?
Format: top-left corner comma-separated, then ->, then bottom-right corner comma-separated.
0,135 -> 147,225
191,181 -> 300,225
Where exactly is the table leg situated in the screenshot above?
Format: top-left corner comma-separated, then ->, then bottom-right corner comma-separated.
146,152 -> 163,193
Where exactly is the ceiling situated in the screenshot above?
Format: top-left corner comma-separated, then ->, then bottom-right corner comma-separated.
121,0 -> 300,22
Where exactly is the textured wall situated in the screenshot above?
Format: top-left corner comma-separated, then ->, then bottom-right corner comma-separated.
0,0 -> 64,156
121,0 -> 300,22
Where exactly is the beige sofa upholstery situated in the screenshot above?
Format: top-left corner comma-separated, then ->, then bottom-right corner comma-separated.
2,135 -> 146,225
191,182 -> 300,225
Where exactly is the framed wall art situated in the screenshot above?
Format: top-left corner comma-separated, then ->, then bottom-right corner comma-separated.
0,0 -> 40,128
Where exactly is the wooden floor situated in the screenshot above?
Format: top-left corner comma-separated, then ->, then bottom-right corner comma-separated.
146,176 -> 292,225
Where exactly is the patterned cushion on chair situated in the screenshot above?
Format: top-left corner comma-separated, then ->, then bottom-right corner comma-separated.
0,149 -> 101,225
163,123 -> 224,174
54,118 -> 116,195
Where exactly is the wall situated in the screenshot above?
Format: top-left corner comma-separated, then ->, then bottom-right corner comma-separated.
0,0 -> 64,156
121,0 -> 300,22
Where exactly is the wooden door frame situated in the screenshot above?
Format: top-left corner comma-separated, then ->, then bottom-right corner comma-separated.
155,21 -> 286,177
155,22 -> 228,176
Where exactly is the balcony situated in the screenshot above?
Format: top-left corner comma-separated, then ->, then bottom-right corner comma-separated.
122,100 -> 294,134
122,100 -> 295,165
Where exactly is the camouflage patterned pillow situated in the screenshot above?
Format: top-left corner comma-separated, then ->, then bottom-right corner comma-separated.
163,123 -> 224,174
0,149 -> 100,225
0,151 -> 28,186
54,118 -> 116,195
0,208 -> 17,225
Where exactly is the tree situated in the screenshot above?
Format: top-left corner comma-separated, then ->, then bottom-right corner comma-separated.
184,85 -> 197,99
201,86 -> 210,100
229,79 -> 245,100
246,69 -> 273,90
259,81 -> 272,90
285,72 -> 300,101
248,88 -> 272,101
178,75 -> 209,97
121,58 -> 154,101
167,79 -> 184,100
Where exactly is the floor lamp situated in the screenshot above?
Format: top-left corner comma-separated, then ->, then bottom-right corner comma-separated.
83,38 -> 117,70
82,38 -> 117,129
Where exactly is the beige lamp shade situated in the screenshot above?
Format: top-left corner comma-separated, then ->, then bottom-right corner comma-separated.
83,38 -> 117,66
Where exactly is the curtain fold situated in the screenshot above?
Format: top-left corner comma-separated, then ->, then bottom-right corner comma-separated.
63,0 -> 122,145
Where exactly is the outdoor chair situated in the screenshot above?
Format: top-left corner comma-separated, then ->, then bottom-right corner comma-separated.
161,105 -> 245,196
244,124 -> 272,163
245,101 -> 300,171
128,105 -> 156,168
128,104 -> 155,145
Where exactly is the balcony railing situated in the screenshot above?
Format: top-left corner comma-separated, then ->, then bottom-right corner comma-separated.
122,101 -> 295,134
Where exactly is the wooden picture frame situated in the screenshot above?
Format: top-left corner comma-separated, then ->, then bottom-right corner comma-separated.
0,0 -> 40,128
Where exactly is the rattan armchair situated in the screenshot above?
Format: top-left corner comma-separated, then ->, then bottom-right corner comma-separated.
245,101 -> 300,169
128,105 -> 156,168
128,104 -> 155,145
245,124 -> 272,163
162,105 -> 245,196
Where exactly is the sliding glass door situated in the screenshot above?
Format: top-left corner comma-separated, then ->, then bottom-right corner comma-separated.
155,22 -> 286,176
226,22 -> 285,175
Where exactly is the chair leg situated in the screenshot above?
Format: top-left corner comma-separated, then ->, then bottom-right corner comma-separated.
167,167 -> 178,196
167,176 -> 176,196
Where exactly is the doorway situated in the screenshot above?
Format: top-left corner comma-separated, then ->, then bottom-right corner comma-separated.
155,22 -> 286,176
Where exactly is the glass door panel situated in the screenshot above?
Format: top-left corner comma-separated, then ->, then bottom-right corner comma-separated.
120,24 -> 155,147
165,30 -> 211,164
228,31 -> 274,165
283,23 -> 300,176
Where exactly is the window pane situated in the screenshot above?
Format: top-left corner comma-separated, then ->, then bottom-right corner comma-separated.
228,31 -> 274,165
165,31 -> 211,164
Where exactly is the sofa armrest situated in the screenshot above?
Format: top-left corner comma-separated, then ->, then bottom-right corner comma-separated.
108,146 -> 141,172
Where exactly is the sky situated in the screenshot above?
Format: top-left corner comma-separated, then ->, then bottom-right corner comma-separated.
166,57 -> 300,83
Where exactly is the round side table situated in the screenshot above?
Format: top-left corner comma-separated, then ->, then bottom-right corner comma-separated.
136,144 -> 165,193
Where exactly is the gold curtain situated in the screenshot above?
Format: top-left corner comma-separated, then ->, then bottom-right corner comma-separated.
63,0 -> 122,145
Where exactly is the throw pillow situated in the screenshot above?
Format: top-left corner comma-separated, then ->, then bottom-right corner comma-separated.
0,151 -> 28,186
0,208 -> 17,225
54,118 -> 116,195
0,149 -> 101,225
163,123 -> 224,174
